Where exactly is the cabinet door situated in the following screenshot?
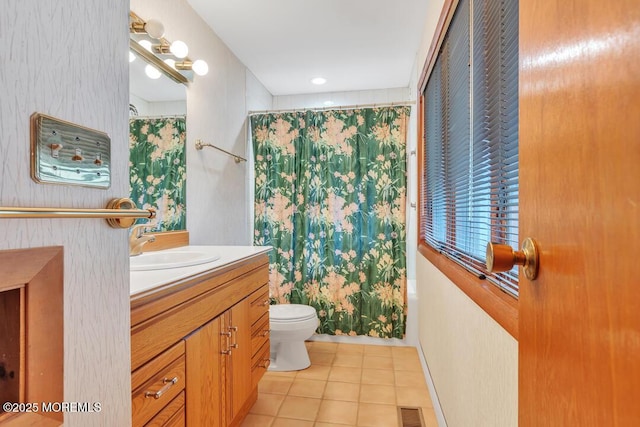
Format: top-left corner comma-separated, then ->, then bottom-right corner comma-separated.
185,317 -> 223,427
227,298 -> 252,422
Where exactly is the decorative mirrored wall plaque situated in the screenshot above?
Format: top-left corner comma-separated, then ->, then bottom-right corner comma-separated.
30,113 -> 111,189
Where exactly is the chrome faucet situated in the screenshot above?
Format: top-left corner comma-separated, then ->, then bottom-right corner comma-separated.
129,223 -> 156,256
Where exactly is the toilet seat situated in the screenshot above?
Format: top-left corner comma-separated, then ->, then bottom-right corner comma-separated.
270,304 -> 317,323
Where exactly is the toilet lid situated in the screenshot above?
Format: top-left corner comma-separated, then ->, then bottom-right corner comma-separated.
270,304 -> 317,322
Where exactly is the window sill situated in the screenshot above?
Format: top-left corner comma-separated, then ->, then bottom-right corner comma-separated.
418,242 -> 518,340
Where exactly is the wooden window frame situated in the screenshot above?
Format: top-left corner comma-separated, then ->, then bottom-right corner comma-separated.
417,0 -> 518,339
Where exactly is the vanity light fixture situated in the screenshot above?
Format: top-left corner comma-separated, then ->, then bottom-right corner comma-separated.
130,18 -> 165,40
129,11 -> 209,83
145,64 -> 162,79
175,60 -> 209,76
169,40 -> 189,59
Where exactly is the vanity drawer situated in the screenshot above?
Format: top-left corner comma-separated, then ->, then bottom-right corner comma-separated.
144,391 -> 185,427
249,287 -> 270,326
251,340 -> 271,389
132,342 -> 186,427
251,312 -> 270,356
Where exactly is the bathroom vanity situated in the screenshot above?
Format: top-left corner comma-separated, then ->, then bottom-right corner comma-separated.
130,246 -> 271,427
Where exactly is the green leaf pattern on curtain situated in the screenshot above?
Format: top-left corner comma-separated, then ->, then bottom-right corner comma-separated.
251,107 -> 409,338
129,117 -> 186,231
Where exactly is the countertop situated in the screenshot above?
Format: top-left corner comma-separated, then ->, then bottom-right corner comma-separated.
130,245 -> 272,296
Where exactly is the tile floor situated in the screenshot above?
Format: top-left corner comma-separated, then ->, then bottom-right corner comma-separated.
241,341 -> 438,427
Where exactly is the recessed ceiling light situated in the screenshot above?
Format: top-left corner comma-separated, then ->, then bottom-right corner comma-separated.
311,77 -> 327,85
323,100 -> 334,106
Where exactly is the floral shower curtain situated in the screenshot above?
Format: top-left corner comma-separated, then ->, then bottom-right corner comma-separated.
251,106 -> 410,338
129,116 -> 186,231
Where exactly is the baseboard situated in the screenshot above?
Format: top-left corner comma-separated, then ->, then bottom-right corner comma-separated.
417,342 -> 447,427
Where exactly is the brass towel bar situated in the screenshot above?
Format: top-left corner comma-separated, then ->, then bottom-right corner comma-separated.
0,198 -> 155,229
195,139 -> 247,163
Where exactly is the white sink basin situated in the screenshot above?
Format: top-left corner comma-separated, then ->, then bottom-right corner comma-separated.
131,250 -> 221,271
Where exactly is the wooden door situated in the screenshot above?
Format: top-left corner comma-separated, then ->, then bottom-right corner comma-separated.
185,316 -> 223,427
519,0 -> 640,425
227,298 -> 252,422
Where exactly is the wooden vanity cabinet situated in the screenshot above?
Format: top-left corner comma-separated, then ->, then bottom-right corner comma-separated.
130,253 -> 269,427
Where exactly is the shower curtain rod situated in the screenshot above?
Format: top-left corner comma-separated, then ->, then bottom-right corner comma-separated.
130,114 -> 186,120
247,100 -> 416,116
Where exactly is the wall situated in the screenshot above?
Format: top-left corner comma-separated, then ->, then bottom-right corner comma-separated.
0,1 -> 130,426
131,0 -> 273,245
129,93 -> 187,116
412,1 -> 518,426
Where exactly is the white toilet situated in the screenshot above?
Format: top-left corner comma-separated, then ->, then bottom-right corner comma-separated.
269,304 -> 319,371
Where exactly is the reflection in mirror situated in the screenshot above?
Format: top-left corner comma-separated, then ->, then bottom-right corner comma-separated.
129,36 -> 187,232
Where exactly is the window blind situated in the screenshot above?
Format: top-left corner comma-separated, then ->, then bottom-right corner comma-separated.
421,0 -> 520,296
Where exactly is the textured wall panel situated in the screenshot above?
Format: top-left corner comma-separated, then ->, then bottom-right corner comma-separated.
416,256 -> 518,427
0,1 -> 130,426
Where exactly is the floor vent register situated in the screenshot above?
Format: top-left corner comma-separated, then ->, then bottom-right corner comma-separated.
398,406 -> 425,427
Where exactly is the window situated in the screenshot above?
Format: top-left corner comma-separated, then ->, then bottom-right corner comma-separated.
419,0 -> 519,298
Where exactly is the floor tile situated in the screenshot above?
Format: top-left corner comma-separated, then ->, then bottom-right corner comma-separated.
357,403 -> 399,427
361,368 -> 394,386
396,386 -> 433,408
277,396 -> 321,421
309,351 -> 335,366
264,370 -> 297,379
392,356 -> 423,372
333,353 -> 364,368
311,341 -> 339,353
240,413 -> 274,427
258,377 -> 294,395
391,346 -> 418,358
271,418 -> 314,427
362,355 -> 394,370
324,381 -> 360,402
328,366 -> 363,384
287,378 -> 326,398
296,364 -> 331,381
316,400 -> 359,425
250,342 -> 438,427
363,345 -> 392,357
359,384 -> 396,405
337,343 -> 365,354
249,393 -> 285,417
421,407 -> 439,427
394,370 -> 427,389
316,423 -> 357,427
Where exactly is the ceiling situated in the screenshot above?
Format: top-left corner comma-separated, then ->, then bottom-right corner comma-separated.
187,0 -> 430,96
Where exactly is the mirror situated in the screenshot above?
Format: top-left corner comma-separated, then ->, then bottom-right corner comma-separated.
129,30 -> 187,232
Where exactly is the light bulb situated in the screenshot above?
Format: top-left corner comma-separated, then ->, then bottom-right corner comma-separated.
138,40 -> 153,52
311,77 -> 327,85
164,58 -> 176,69
144,19 -> 165,39
145,64 -> 162,79
129,51 -> 136,62
170,40 -> 189,58
192,59 -> 209,76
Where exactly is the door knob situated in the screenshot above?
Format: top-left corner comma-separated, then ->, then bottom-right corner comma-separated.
486,237 -> 539,280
